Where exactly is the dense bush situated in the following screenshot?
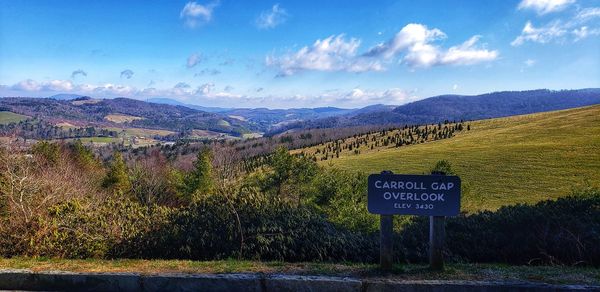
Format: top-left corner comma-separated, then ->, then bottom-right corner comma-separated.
1,184 -> 599,265
397,187 -> 600,266
120,191 -> 377,262
1,141 -> 599,266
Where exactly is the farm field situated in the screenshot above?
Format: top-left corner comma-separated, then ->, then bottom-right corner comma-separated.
63,136 -> 120,144
104,114 -> 145,123
0,111 -> 29,124
318,105 -> 600,211
105,127 -> 175,137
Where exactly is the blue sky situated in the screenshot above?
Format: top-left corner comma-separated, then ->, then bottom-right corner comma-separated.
0,0 -> 599,108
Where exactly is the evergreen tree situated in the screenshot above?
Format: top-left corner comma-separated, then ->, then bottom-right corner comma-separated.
70,140 -> 99,170
184,147 -> 214,200
430,160 -> 455,175
103,151 -> 131,195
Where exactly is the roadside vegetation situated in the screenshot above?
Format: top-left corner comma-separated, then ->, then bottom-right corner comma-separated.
1,257 -> 599,285
0,133 -> 599,267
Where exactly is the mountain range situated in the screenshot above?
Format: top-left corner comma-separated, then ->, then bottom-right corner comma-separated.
2,88 -> 599,137
267,89 -> 600,134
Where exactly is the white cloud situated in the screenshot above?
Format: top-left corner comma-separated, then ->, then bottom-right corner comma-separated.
365,24 -> 498,68
517,0 -> 575,15
307,87 -> 419,107
2,79 -> 423,108
44,80 -> 75,91
524,59 -> 537,66
174,82 -> 191,89
92,84 -> 137,96
187,53 -> 203,68
267,25 -> 498,75
365,23 -> 446,60
8,79 -> 136,96
11,79 -> 75,92
511,21 -> 567,46
120,69 -> 134,79
71,69 -> 87,79
513,3 -> 600,45
572,26 -> 600,40
452,84 -> 459,90
196,83 -> 215,95
512,6 -> 600,46
439,36 -> 499,66
256,4 -> 288,29
11,79 -> 42,91
575,7 -> 600,21
266,34 -> 384,76
180,1 -> 219,28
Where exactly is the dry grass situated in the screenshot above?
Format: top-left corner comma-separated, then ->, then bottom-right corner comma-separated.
71,99 -> 102,105
0,258 -> 598,285
104,114 -> 144,123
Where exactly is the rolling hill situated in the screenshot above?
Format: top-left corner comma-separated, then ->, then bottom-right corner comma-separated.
147,98 -> 231,113
314,105 -> 600,212
270,89 -> 600,134
148,98 -> 356,131
0,97 -> 253,136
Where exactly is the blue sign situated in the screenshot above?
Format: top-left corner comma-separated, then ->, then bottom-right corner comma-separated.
368,174 -> 461,216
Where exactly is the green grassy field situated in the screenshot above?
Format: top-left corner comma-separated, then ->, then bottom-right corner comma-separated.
321,105 -> 600,211
0,111 -> 29,124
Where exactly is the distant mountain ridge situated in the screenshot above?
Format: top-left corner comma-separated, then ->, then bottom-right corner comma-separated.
268,89 -> 600,134
147,97 -> 356,130
4,88 -> 598,136
48,94 -> 86,100
146,98 -> 231,113
391,89 -> 600,124
0,97 -> 252,136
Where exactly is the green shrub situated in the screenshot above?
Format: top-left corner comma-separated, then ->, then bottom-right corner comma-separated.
397,188 -> 600,266
127,191 -> 377,262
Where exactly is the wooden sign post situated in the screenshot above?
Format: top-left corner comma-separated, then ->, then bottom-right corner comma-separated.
380,214 -> 393,271
367,171 -> 460,272
379,170 -> 394,271
429,215 -> 445,270
429,171 -> 447,271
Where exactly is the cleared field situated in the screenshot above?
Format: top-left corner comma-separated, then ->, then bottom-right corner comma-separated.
0,111 -> 29,124
217,119 -> 231,127
66,137 -> 119,144
55,122 -> 77,128
110,127 -> 175,137
321,105 -> 600,211
71,99 -> 102,105
228,115 -> 247,121
104,114 -> 144,123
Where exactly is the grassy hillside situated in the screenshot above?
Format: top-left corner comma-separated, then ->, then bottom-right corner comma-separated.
321,105 -> 600,211
0,111 -> 29,124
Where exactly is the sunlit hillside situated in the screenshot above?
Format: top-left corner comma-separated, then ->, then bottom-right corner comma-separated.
316,105 -> 600,211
